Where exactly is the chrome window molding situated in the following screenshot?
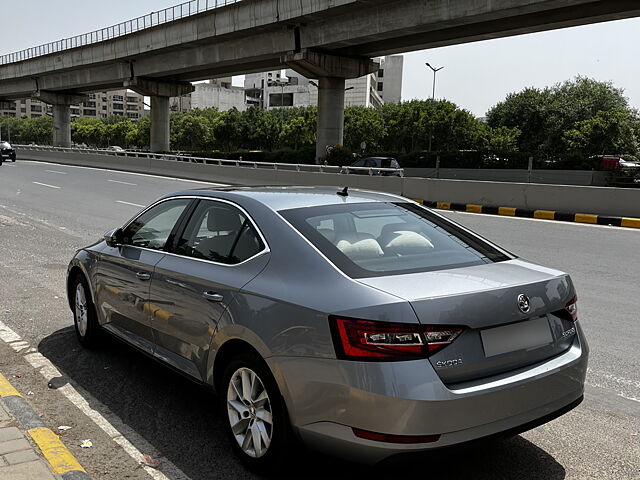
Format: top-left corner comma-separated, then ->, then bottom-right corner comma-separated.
118,195 -> 271,268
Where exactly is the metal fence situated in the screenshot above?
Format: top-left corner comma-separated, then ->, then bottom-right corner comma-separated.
14,145 -> 405,176
0,0 -> 242,66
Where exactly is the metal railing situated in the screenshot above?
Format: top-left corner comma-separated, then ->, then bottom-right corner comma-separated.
15,145 -> 405,177
0,0 -> 242,66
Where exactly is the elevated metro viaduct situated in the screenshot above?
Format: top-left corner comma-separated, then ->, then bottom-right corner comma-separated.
1,0 -> 639,158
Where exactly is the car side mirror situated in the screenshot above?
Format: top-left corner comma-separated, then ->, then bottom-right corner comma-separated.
104,228 -> 124,248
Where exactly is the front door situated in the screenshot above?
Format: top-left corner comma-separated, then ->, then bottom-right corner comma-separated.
95,198 -> 192,353
149,199 -> 269,380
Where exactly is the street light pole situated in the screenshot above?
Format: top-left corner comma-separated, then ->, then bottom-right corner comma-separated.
425,62 -> 444,152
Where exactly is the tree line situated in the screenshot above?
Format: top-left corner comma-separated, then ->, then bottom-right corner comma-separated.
1,77 -> 638,166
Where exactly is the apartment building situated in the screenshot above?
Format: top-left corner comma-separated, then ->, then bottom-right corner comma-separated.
0,89 -> 147,121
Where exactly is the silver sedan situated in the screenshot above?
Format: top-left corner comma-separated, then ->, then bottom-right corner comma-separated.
66,186 -> 588,471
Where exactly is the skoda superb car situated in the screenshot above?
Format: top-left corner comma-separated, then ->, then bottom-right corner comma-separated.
66,186 -> 588,470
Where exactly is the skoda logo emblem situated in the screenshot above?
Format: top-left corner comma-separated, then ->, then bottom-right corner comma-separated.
517,294 -> 531,314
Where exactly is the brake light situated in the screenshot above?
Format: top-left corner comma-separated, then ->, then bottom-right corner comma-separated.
565,296 -> 578,322
329,316 -> 464,361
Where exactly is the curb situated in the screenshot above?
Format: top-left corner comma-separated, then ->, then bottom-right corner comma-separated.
0,373 -> 91,480
416,200 -> 640,229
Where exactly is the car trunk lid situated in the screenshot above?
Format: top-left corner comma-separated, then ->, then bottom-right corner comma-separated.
357,259 -> 578,385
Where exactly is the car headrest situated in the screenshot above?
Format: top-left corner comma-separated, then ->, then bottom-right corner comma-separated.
383,231 -> 434,255
335,238 -> 384,261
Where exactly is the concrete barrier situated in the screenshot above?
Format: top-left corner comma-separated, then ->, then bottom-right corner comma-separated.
404,168 -> 608,186
19,149 -> 640,218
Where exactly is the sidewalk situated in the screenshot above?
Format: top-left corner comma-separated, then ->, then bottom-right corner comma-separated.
0,400 -> 61,480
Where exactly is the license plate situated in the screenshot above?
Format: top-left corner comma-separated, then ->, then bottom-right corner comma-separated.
481,317 -> 553,357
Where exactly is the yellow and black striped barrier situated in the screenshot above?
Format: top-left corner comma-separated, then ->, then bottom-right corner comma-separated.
0,373 -> 91,480
416,200 -> 640,229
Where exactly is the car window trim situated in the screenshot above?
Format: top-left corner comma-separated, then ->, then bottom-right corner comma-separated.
120,195 -> 270,268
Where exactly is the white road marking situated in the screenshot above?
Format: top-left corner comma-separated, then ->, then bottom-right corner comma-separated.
31,182 -> 61,189
45,170 -> 68,175
116,200 -> 146,208
20,160 -> 227,186
108,179 -> 137,186
0,319 -> 190,480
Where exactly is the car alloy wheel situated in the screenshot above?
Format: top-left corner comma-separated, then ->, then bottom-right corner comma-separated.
226,367 -> 274,458
75,282 -> 89,338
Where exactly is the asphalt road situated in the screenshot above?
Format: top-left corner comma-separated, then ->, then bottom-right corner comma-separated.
0,159 -> 638,480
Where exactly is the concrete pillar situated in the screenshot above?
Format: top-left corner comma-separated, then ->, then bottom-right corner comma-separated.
52,104 -> 72,148
316,77 -> 346,162
150,96 -> 170,153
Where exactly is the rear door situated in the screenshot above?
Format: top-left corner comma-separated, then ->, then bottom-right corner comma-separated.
95,198 -> 192,353
149,199 -> 269,380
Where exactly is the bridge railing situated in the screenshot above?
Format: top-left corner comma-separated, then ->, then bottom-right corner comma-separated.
14,145 -> 405,177
0,0 -> 242,66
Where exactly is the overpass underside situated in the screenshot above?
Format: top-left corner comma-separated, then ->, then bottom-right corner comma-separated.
1,0 -> 638,155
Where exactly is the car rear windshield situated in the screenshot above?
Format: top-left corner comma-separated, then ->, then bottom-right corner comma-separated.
0,142 -> 10,149
281,202 -> 511,278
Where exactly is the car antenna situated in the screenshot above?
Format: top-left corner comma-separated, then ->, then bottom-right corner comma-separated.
337,186 -> 349,197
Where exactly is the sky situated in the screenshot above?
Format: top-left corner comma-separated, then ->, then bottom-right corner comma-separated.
2,0 -> 639,117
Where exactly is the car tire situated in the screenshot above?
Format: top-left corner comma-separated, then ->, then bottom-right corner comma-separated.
11,156 -> 16,162
71,275 -> 101,348
220,351 -> 292,473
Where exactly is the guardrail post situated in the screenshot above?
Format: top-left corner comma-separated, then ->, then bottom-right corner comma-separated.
528,156 -> 533,183
435,156 -> 440,179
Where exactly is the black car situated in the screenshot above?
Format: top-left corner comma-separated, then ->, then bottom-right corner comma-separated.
346,156 -> 401,176
0,142 -> 16,163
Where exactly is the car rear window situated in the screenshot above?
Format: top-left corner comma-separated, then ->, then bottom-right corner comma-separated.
281,202 -> 511,278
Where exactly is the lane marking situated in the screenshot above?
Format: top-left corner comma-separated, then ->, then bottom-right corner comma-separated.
0,373 -> 22,397
0,319 -> 189,480
20,160 -> 228,186
45,170 -> 68,175
32,182 -> 61,189
116,200 -> 146,208
28,427 -> 87,475
108,179 -> 137,186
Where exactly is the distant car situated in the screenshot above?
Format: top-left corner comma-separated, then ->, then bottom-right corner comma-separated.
619,159 -> 640,169
0,141 -> 16,163
107,146 -> 125,152
346,157 -> 401,176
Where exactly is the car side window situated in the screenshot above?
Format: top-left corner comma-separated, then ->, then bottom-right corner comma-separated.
351,160 -> 365,167
122,199 -> 191,250
364,159 -> 377,167
175,200 -> 265,264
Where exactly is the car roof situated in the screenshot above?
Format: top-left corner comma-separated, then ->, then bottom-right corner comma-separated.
167,186 -> 407,211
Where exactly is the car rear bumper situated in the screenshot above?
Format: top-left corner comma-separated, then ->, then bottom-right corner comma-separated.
269,323 -> 588,464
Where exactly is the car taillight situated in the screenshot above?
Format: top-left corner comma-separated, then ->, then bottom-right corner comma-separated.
565,296 -> 578,322
329,316 -> 464,361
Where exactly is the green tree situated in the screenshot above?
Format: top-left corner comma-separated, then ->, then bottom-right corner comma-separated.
125,117 -> 151,149
71,118 -> 107,147
344,106 -> 386,152
279,116 -> 315,150
563,109 -> 639,157
21,116 -> 54,145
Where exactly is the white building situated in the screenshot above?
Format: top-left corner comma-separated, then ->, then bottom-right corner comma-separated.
170,78 -> 247,113
244,55 -> 403,110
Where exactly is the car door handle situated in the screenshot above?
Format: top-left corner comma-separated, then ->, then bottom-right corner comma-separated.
136,272 -> 151,281
203,292 -> 224,302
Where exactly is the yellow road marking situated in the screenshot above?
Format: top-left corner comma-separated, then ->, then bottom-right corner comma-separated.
28,428 -> 86,475
534,210 -> 555,220
621,217 -> 640,229
575,214 -> 598,224
0,374 -> 21,397
499,207 -> 516,216
466,204 -> 483,213
437,202 -> 451,209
